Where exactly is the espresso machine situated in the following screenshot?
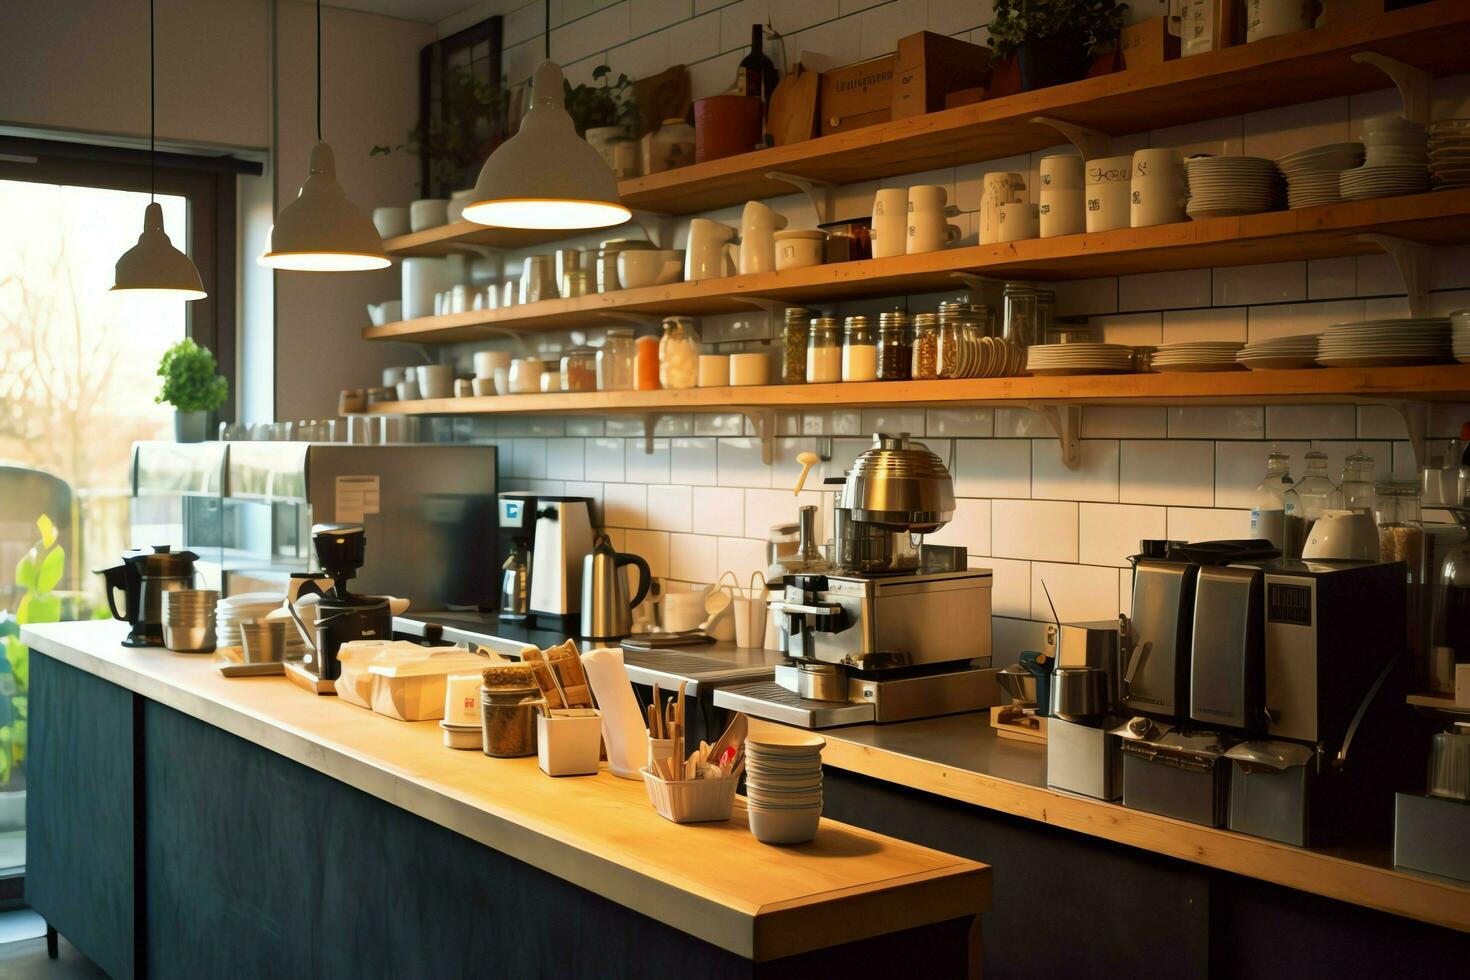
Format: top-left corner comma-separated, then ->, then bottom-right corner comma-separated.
497,491 -> 536,622
283,523 -> 392,695
496,491 -> 595,629
715,434 -> 999,728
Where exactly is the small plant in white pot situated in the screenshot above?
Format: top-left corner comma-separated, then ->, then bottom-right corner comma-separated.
156,338 -> 228,442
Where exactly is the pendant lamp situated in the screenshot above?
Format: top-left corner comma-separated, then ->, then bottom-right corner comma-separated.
112,0 -> 206,301
461,1 -> 629,230
260,0 -> 389,271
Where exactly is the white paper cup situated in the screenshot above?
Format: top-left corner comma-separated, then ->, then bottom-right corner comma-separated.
1039,155 -> 1085,191
729,352 -> 769,386
698,354 -> 731,387
444,673 -> 483,727
997,202 -> 1040,242
473,350 -> 512,379
734,596 -> 766,648
1039,189 -> 1086,238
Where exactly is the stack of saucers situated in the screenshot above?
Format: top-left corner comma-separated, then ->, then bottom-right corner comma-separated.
217,592 -> 307,658
1150,341 -> 1246,372
1185,156 -> 1282,217
1453,310 -> 1470,363
1429,119 -> 1470,190
1235,334 -> 1320,370
1316,317 -> 1451,367
1340,114 -> 1429,200
1024,343 -> 1136,376
744,730 -> 825,845
1278,142 -> 1363,208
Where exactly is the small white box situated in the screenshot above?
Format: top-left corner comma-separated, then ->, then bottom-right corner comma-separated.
537,710 -> 602,777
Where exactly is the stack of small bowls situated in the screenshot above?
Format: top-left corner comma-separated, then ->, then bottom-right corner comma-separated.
744,730 -> 825,845
164,589 -> 219,652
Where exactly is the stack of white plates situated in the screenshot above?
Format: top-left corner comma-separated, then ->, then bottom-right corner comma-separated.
1151,341 -> 1246,372
1185,156 -> 1281,217
1429,119 -> 1470,190
744,730 -> 825,845
1316,318 -> 1451,367
1453,310 -> 1470,362
1278,142 -> 1363,208
216,592 -> 306,657
1235,334 -> 1320,370
1025,343 -> 1136,376
1341,114 -> 1429,199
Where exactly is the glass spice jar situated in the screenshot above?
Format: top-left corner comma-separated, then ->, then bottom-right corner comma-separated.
937,305 -> 974,380
782,307 -> 812,383
659,316 -> 700,389
635,335 -> 661,390
911,313 -> 940,380
561,348 -> 598,392
877,310 -> 912,380
842,316 -> 877,382
597,328 -> 635,391
1003,283 -> 1040,349
806,316 -> 841,383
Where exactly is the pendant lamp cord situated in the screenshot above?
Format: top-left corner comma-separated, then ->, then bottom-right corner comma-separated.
149,0 -> 155,201
316,0 -> 323,141
544,0 -> 550,58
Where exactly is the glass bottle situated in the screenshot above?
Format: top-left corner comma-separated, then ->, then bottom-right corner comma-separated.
911,313 -> 940,380
597,328 -> 635,391
1291,450 -> 1337,524
1002,283 -> 1039,349
842,315 -> 877,382
635,335 -> 661,390
1249,448 -> 1302,556
806,316 -> 841,383
658,316 -> 700,389
737,23 -> 779,141
781,307 -> 812,384
877,310 -> 912,380
1340,448 -> 1377,512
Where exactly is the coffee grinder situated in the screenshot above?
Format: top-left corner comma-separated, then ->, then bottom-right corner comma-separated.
284,523 -> 392,695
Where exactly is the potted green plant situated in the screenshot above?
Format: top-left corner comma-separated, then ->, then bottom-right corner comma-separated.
156,338 -> 227,442
373,66 -> 506,199
0,515 -> 63,820
989,0 -> 1128,92
563,65 -> 640,169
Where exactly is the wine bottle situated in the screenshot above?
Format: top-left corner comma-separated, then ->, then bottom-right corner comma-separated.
737,23 -> 779,125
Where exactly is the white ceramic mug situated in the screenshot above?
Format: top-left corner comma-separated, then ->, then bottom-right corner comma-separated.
382,367 -> 405,387
979,172 -> 1027,245
401,257 -> 452,320
1039,155 -> 1085,191
454,379 -> 473,398
395,379 -> 420,401
907,215 -> 961,254
684,219 -> 739,281
907,184 -> 949,214
1039,189 -> 1086,238
409,198 -> 449,232
997,203 -> 1040,243
739,200 -> 788,275
1130,148 -> 1187,228
774,231 -> 825,270
471,377 -> 497,397
1245,0 -> 1315,43
508,358 -> 543,394
871,188 -> 909,258
372,207 -> 410,238
698,354 -> 730,387
473,350 -> 512,379
729,352 -> 769,386
416,364 -> 453,400
1085,155 -> 1133,233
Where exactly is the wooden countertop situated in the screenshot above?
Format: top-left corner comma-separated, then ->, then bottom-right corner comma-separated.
748,716 -> 1470,933
22,622 -> 989,962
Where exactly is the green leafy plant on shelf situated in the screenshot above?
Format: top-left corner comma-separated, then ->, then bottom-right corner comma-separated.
989,0 -> 1128,91
1,515 -> 64,787
155,338 -> 228,413
563,64 -> 639,139
372,66 -> 507,195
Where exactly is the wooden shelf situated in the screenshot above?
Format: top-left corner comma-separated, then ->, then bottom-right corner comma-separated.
365,364 -> 1470,417
381,0 -> 1470,260
364,189 -> 1470,343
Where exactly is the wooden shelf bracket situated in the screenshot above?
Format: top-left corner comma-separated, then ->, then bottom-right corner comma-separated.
1351,52 -> 1431,124
740,409 -> 778,465
765,172 -> 835,225
1029,403 -> 1083,470
1359,233 -> 1432,318
1031,117 -> 1108,161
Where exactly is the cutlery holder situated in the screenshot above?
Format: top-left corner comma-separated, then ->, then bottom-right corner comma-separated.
641,768 -> 738,823
537,710 -> 602,776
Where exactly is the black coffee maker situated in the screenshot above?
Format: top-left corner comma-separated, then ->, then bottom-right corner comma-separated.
98,546 -> 199,647
286,524 -> 391,694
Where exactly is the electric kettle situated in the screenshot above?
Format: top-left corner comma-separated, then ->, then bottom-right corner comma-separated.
579,534 -> 651,641
98,546 -> 198,647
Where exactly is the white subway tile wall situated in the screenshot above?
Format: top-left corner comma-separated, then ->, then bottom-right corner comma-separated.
432,6 -> 1470,658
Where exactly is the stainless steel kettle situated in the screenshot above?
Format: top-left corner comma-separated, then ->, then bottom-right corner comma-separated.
580,534 -> 651,641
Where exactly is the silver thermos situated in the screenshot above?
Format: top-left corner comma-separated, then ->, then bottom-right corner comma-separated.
579,534 -> 651,641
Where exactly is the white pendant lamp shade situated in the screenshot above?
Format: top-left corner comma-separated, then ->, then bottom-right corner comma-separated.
462,60 -> 631,230
260,141 -> 390,271
111,201 -> 207,300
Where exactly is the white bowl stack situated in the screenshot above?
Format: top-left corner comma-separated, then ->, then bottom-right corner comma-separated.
744,730 -> 825,845
1315,318 -> 1451,367
1150,341 -> 1246,372
1278,142 -> 1364,208
1453,310 -> 1470,363
1235,334 -> 1320,370
1185,156 -> 1282,218
1024,343 -> 1136,376
1429,119 -> 1470,190
1340,114 -> 1429,200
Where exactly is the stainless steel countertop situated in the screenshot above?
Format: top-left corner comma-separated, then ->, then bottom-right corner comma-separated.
811,712 -> 1049,789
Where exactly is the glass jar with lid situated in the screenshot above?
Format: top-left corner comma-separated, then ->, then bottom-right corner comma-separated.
877,310 -> 912,381
937,304 -> 977,380
635,335 -> 661,390
1002,283 -> 1040,349
911,313 -> 940,380
781,307 -> 812,383
806,316 -> 841,383
1035,288 -> 1055,342
842,316 -> 877,382
597,328 -> 635,390
1289,450 -> 1337,523
1340,449 -> 1377,512
659,316 -> 700,389
561,348 -> 598,392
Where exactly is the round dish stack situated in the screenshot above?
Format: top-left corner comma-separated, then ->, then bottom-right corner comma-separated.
216,592 -> 306,658
744,730 -> 825,845
1453,310 -> 1470,363
1429,119 -> 1470,190
1340,114 -> 1429,200
1185,156 -> 1281,218
1024,342 -> 1135,376
1235,334 -> 1320,370
1316,318 -> 1451,367
1150,340 -> 1246,372
1278,142 -> 1363,208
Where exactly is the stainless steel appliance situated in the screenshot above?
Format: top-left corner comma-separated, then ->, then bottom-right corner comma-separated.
97,546 -> 199,647
284,523 -> 393,695
1189,564 -> 1266,731
580,533 -> 651,641
1115,718 -> 1234,827
1224,740 -> 1317,846
1048,716 -> 1123,801
528,496 -> 594,629
1046,620 -> 1124,798
714,434 -> 998,728
497,491 -> 536,622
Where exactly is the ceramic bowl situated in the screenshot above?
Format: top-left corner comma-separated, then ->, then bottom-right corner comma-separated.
618,249 -> 685,288
747,802 -> 822,844
1302,509 -> 1382,561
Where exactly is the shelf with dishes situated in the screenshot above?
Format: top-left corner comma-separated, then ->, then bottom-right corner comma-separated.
377,0 -> 1470,256
363,188 -> 1470,343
